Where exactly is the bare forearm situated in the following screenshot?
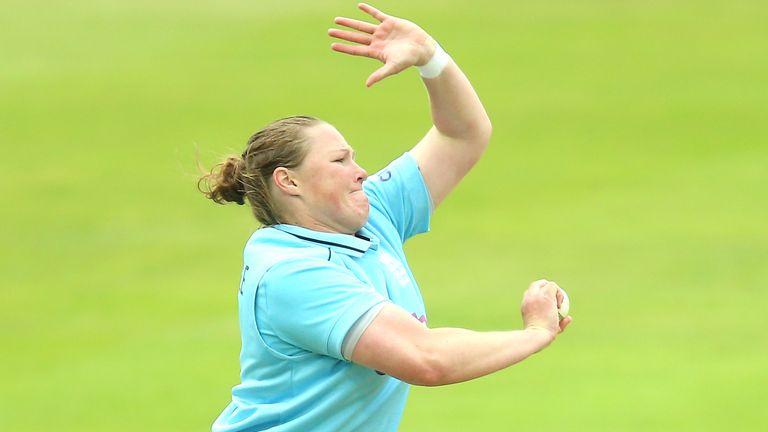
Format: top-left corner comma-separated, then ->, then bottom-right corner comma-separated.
409,53 -> 492,207
352,302 -> 565,387
422,58 -> 492,143
419,327 -> 554,386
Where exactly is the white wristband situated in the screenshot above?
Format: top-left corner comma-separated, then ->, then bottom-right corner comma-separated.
417,43 -> 450,79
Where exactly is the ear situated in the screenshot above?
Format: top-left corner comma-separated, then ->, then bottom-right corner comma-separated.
272,167 -> 301,196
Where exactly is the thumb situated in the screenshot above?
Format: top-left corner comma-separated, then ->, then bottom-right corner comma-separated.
365,62 -> 401,87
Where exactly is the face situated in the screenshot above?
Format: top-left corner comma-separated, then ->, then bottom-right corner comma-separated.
291,122 -> 369,234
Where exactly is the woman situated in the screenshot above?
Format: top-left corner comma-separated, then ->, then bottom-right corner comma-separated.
201,4 -> 572,431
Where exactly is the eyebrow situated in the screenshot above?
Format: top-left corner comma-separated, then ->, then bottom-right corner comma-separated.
332,148 -> 356,159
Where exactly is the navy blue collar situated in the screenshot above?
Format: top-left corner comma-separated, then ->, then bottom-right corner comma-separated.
272,224 -> 379,257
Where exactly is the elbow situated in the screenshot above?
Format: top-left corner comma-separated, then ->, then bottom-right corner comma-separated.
399,350 -> 452,387
464,119 -> 492,168
474,108 -> 493,142
470,115 -> 492,156
443,113 -> 492,151
478,119 -> 492,153
479,115 -> 493,146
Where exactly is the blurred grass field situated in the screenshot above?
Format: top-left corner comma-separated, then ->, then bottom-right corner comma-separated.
1,0 -> 767,430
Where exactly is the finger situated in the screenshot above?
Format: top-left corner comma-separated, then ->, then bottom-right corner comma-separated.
334,17 -> 377,34
328,28 -> 373,45
559,315 -> 573,332
358,2 -> 389,22
541,281 -> 559,297
556,288 -> 564,308
331,43 -> 375,59
366,63 -> 399,87
529,279 -> 549,290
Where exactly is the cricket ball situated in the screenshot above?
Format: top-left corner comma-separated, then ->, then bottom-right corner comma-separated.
558,288 -> 570,320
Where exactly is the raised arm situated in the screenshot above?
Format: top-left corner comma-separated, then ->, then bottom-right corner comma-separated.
351,280 -> 572,386
329,3 -> 492,208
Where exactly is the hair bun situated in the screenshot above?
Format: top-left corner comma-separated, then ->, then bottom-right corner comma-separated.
199,156 -> 246,205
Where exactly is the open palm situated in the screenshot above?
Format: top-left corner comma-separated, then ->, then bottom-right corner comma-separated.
329,3 -> 434,87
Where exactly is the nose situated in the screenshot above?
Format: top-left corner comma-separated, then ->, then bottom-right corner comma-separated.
354,162 -> 368,183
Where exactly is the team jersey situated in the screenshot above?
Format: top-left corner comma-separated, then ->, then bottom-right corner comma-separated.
212,152 -> 432,431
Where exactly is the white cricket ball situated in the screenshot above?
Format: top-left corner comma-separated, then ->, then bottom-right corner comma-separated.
558,288 -> 570,320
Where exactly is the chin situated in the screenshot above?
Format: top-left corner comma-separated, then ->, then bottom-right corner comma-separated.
351,209 -> 369,233
359,203 -> 370,221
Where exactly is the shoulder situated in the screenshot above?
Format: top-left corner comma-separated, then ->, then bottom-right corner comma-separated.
362,152 -> 433,242
364,152 -> 423,192
364,152 -> 431,213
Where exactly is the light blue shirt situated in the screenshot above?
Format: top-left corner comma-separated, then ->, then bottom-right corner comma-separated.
213,152 -> 432,432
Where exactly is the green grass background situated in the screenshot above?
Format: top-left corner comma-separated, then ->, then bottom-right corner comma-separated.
2,0 -> 766,430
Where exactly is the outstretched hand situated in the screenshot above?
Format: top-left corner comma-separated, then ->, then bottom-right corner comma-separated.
329,3 -> 436,87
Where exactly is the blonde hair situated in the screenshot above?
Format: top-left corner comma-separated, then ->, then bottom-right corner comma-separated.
198,115 -> 321,225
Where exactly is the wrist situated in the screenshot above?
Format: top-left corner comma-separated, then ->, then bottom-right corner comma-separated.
417,41 -> 450,79
524,326 -> 556,348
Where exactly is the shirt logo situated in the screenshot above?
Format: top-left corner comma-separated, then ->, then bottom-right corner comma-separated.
378,251 -> 410,286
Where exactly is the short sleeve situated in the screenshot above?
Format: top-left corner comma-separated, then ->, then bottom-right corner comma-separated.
257,258 -> 388,360
364,152 -> 432,242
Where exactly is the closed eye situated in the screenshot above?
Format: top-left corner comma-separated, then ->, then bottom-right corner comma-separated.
332,148 -> 355,163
